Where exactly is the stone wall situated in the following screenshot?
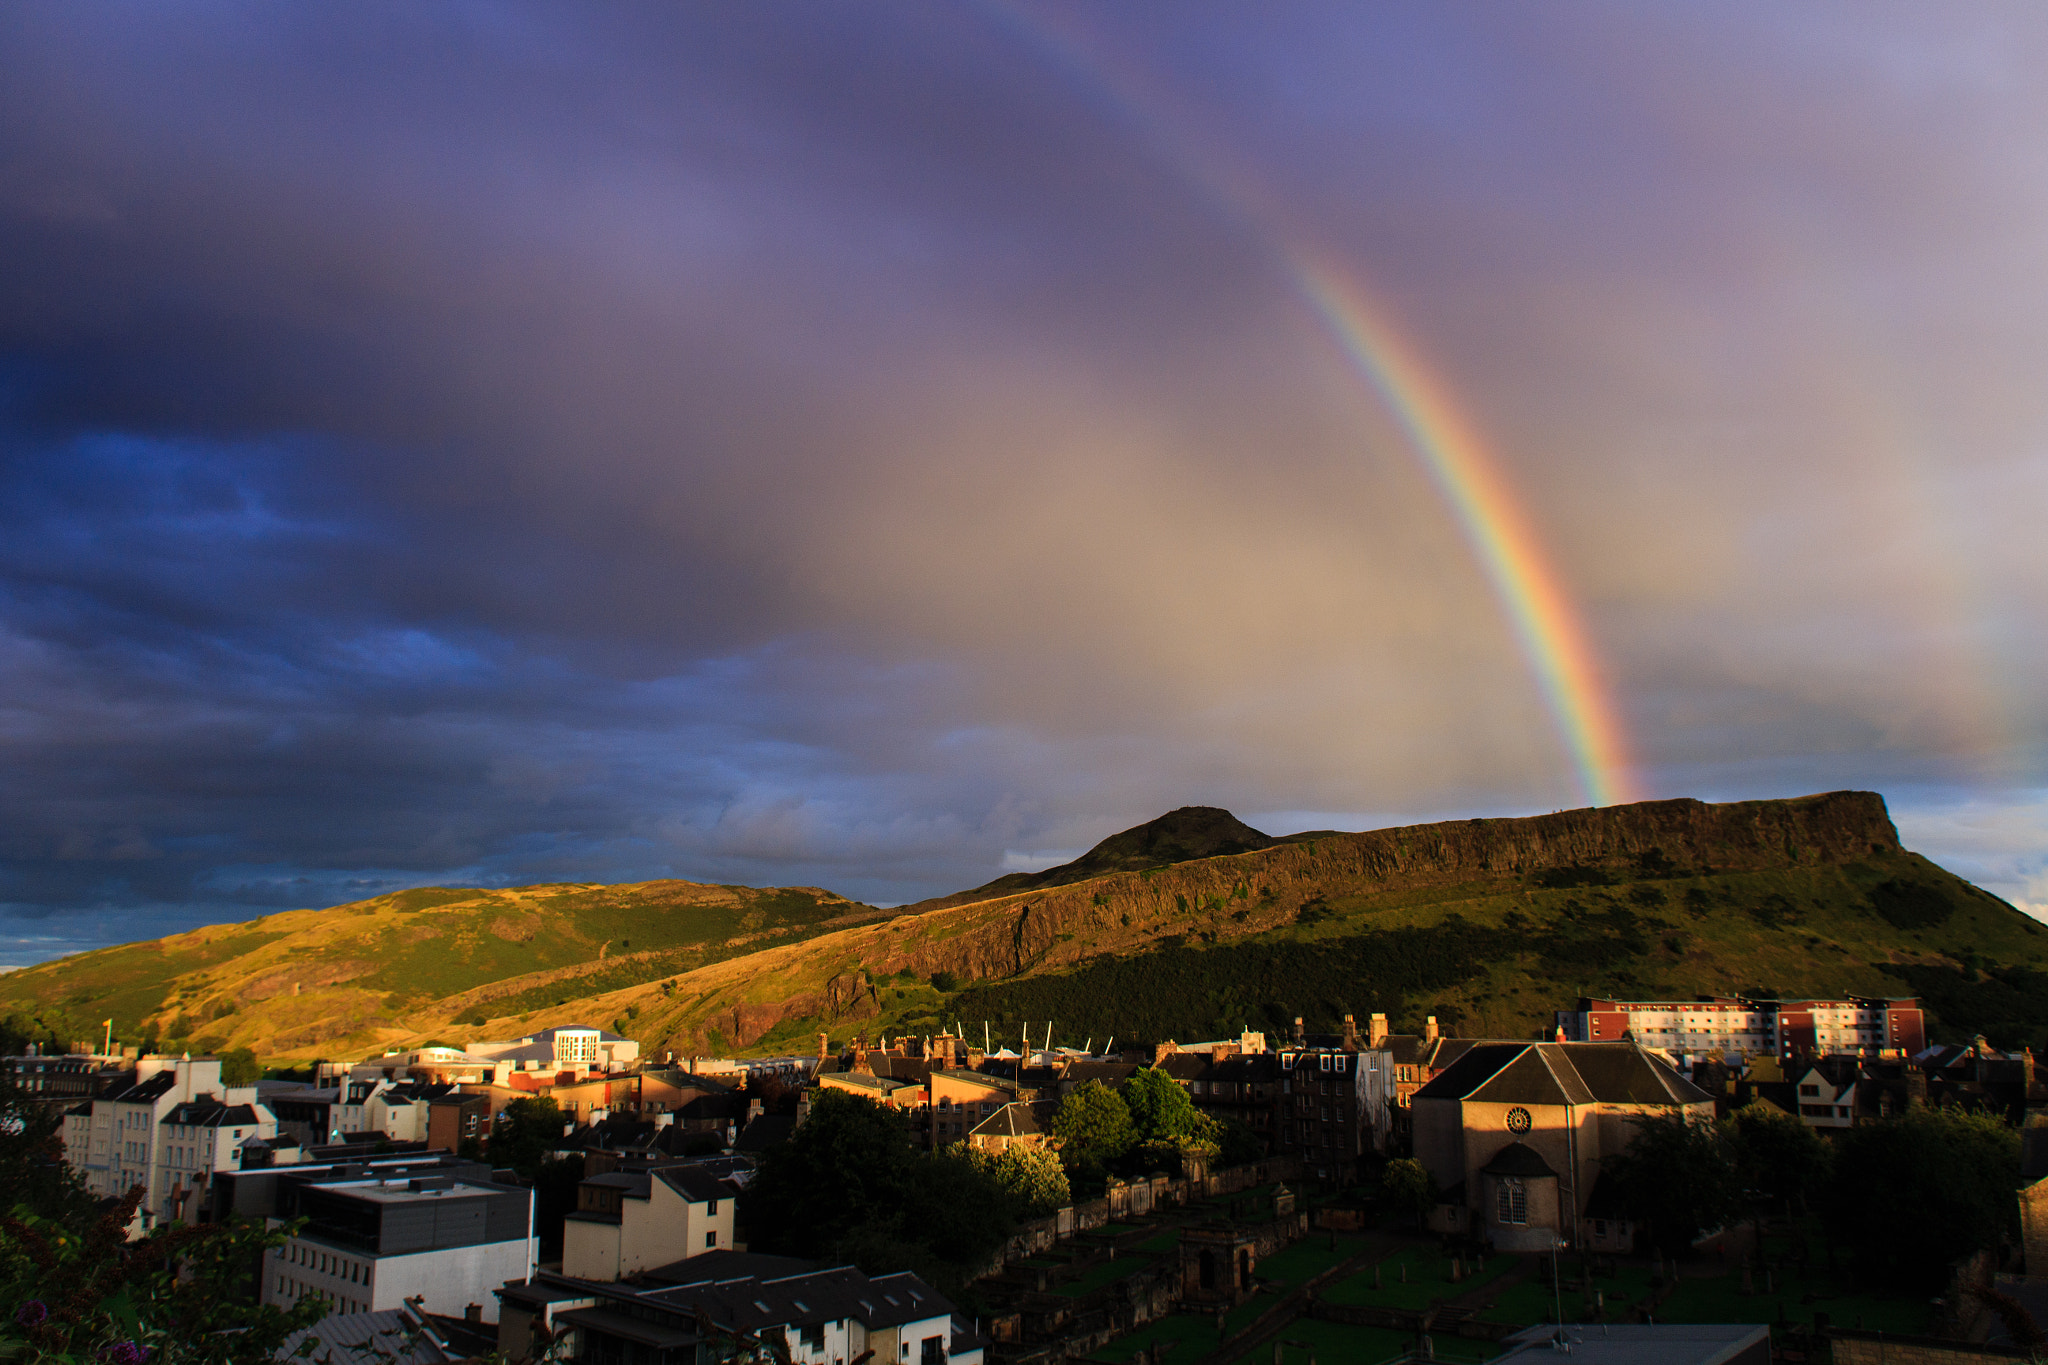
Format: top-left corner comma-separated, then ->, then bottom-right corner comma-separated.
1830,1331 -> 2035,1365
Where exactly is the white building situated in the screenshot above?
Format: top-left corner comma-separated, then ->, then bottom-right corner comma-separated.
561,1163 -> 737,1282
464,1024 -> 639,1074
62,1056 -> 278,1231
261,1170 -> 535,1324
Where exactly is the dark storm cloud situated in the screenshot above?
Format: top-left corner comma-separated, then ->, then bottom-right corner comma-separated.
1,3 -> 2045,957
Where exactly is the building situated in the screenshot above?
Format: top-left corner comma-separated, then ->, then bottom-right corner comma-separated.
1558,996 -> 1927,1064
427,1092 -> 492,1151
257,1165 -> 534,1323
561,1163 -> 737,1282
61,1055 -> 279,1231
497,1252 -> 984,1365
1411,1040 -> 1715,1251
0,1050 -> 127,1109
465,1025 -> 640,1075
966,1101 -> 1053,1153
1492,1322 -> 1769,1365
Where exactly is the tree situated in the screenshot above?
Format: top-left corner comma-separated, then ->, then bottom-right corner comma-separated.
1723,1100 -> 1830,1214
958,1144 -> 1070,1220
1382,1157 -> 1437,1229
1605,1112 -> 1743,1257
1123,1068 -> 1214,1145
1825,1105 -> 2020,1289
489,1095 -> 567,1179
1213,1117 -> 1265,1167
1050,1081 -> 1135,1167
746,1090 -> 1014,1290
219,1047 -> 261,1087
0,1077 -> 99,1228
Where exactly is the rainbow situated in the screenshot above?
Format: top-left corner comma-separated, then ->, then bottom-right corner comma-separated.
978,2 -> 1642,807
1287,255 -> 1638,807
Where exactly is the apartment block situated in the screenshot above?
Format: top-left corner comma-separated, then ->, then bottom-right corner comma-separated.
1557,995 -> 1926,1062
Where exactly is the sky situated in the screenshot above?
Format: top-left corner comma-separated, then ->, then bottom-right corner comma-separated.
2,4 -> 2046,964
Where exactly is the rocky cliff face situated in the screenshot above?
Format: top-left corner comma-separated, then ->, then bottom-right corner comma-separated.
853,791 -> 1901,988
641,790 -> 1909,1049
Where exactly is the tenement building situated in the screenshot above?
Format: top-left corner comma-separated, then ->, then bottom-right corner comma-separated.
1555,995 -> 1926,1063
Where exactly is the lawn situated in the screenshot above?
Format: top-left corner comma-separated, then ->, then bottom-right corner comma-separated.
1323,1247 -> 1515,1313
1655,1265 -> 1932,1337
1090,1313 -> 1221,1365
1055,1258 -> 1149,1299
1468,1247 -> 1936,1339
1254,1235 -> 1375,1287
1135,1229 -> 1183,1255
1235,1320 -> 1431,1364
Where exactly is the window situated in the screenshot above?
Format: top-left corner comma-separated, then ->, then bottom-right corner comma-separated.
706,1230 -> 718,1248
1496,1177 -> 1528,1225
1798,1084 -> 1819,1096
707,1198 -> 719,1215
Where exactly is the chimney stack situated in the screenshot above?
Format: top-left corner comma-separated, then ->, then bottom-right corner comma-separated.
1368,1013 -> 1390,1048
816,1032 -> 829,1061
1342,1014 -> 1358,1048
1425,1015 -> 1439,1043
1292,1016 -> 1305,1046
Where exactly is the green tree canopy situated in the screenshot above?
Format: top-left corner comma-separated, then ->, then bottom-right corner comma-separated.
1123,1067 -> 1214,1145
1605,1112 -> 1743,1257
0,1078 -> 98,1228
1382,1157 -> 1437,1228
1723,1099 -> 1830,1213
1050,1081 -> 1136,1165
1825,1105 -> 2020,1289
958,1144 -> 1070,1220
489,1095 -> 567,1178
219,1047 -> 261,1087
746,1090 -> 1016,1290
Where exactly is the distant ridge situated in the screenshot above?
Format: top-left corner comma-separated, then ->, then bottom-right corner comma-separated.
4,789 -> 2044,1062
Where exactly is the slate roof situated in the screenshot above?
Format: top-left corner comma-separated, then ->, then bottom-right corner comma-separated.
160,1099 -> 262,1128
656,1165 -> 733,1203
1414,1042 -> 1710,1106
277,1308 -> 458,1365
969,1101 -> 1044,1139
1066,1061 -> 1140,1087
105,1071 -> 179,1104
734,1114 -> 797,1153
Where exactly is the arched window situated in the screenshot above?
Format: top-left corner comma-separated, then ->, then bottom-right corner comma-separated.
1495,1177 -> 1528,1225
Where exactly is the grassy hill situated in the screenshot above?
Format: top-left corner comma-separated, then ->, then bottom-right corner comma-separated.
0,880 -> 883,1058
5,790 -> 2045,1062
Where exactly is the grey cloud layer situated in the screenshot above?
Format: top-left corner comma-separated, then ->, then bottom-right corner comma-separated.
1,4 -> 2044,952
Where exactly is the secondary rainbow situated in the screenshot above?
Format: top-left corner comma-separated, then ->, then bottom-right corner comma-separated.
981,2 -> 1642,807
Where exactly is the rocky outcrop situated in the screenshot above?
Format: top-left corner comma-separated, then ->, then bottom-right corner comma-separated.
906,805 -> 1281,913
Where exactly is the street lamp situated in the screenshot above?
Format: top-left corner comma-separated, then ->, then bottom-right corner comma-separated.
1550,1231 -> 1571,1351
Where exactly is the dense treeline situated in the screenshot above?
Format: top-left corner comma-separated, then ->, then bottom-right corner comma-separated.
951,918 -> 1528,1043
1882,961 -> 2048,1053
